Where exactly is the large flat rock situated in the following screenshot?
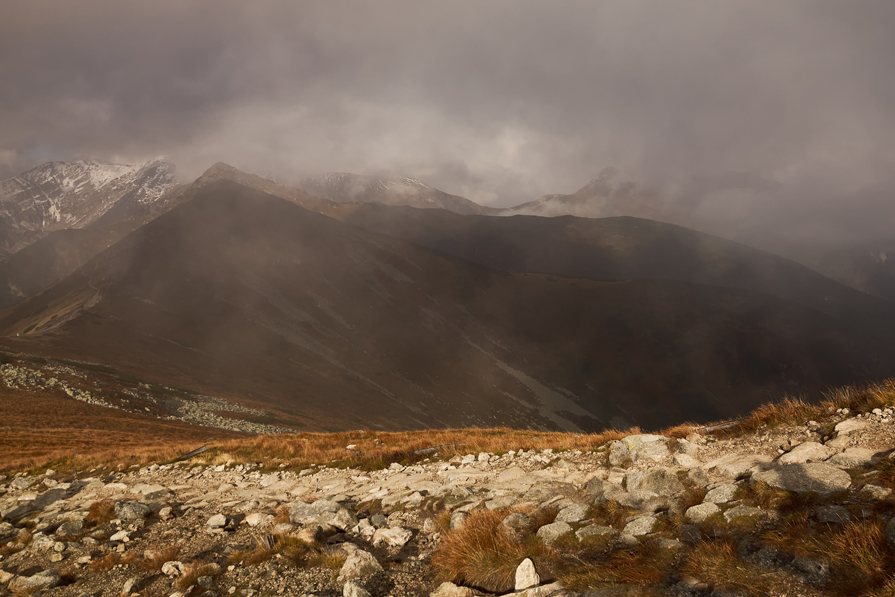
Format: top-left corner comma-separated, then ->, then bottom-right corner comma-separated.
751,463 -> 851,495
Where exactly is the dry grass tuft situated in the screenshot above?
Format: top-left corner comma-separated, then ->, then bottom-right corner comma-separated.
140,545 -> 180,571
228,533 -> 319,567
432,508 -> 560,593
812,519 -> 890,585
273,505 -> 291,525
89,551 -> 137,572
559,539 -> 675,589
85,500 -> 116,528
681,538 -> 789,597
175,561 -> 221,591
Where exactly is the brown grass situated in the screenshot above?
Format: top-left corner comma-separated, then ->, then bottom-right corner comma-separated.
680,538 -> 790,597
175,561 -> 221,591
85,500 -> 116,528
140,545 -> 181,571
558,539 -> 675,590
89,551 -> 137,572
431,508 -> 560,593
228,533 -> 319,567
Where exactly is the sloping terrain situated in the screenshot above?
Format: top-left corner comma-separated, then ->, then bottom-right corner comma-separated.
298,172 -> 498,216
340,205 -> 895,345
0,181 -> 892,432
0,159 -> 177,257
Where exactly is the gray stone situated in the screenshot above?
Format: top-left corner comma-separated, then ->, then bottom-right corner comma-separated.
723,506 -> 765,523
777,442 -> 832,464
687,468 -> 711,487
686,502 -> 721,524
344,579 -> 371,597
207,514 -> 227,528
9,477 -> 34,490
705,454 -> 774,479
825,435 -> 851,450
585,477 -> 608,500
536,521 -> 572,545
515,557 -> 540,591
115,501 -> 151,520
503,512 -> 531,530
834,419 -> 868,434
369,514 -> 388,528
555,503 -> 589,523
673,454 -> 701,469
862,484 -> 892,499
886,518 -> 895,551
575,524 -> 615,542
338,549 -> 383,582
9,570 -> 60,592
815,505 -> 850,524
625,468 -> 684,497
827,448 -> 876,468
703,483 -> 738,504
677,439 -> 701,456
372,526 -> 412,548
751,463 -> 851,495
608,435 -> 669,466
289,499 -> 358,531
622,515 -> 656,536
429,581 -> 475,597
56,520 -> 84,538
123,577 -> 140,594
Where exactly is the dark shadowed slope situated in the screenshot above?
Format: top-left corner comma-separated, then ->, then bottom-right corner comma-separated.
1,181 -> 893,432
340,204 -> 895,345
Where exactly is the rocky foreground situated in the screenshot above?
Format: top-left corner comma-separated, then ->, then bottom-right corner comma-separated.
3,407 -> 895,597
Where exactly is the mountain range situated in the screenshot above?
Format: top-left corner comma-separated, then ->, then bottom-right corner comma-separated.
1,160 -> 895,432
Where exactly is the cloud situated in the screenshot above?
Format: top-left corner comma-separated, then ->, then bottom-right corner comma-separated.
2,1 -> 895,248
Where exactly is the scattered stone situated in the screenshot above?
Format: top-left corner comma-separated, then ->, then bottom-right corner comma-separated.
429,581 -> 475,597
207,513 -> 227,528
245,512 -> 271,527
751,463 -> 851,495
343,579 -> 371,597
862,484 -> 892,499
686,502 -> 721,524
608,435 -> 669,466
162,561 -> 184,576
123,577 -> 139,594
115,501 -> 150,520
723,506 -> 765,523
704,454 -> 773,479
57,520 -> 84,537
834,419 -> 868,434
575,524 -> 615,542
289,499 -> 358,531
110,530 -> 130,542
536,521 -> 572,545
703,483 -> 738,504
827,448 -> 876,468
9,570 -> 60,592
515,557 -> 540,591
338,548 -> 383,582
673,454 -> 701,469
623,515 -> 656,536
555,503 -> 588,523
777,442 -> 832,464
372,526 -> 412,548
625,468 -> 684,497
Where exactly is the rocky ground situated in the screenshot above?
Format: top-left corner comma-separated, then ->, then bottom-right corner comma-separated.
3,406 -> 895,597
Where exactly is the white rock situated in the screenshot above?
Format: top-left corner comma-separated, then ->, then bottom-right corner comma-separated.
162,561 -> 184,576
110,530 -> 130,542
686,502 -> 721,524
429,582 -> 475,597
343,579 -> 371,597
207,513 -> 227,527
245,513 -> 272,527
372,526 -> 412,548
777,442 -> 832,464
834,419 -> 868,434
515,557 -> 540,591
337,549 -> 383,582
673,454 -> 701,469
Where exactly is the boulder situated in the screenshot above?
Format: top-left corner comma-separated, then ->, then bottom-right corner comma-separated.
575,524 -> 615,541
609,435 -> 669,466
515,557 -> 540,591
834,419 -> 868,434
536,521 -> 572,545
685,502 -> 720,524
625,468 -> 684,497
9,477 -> 34,490
827,448 -> 875,468
429,582 -> 475,597
703,483 -> 738,504
115,501 -> 150,520
555,503 -> 588,523
777,442 -> 832,464
9,570 -> 60,592
372,527 -> 412,548
289,499 -> 358,531
623,515 -> 656,536
751,463 -> 851,495
585,477 -> 608,500
338,549 -> 383,582
344,579 -> 372,597
825,435 -> 851,450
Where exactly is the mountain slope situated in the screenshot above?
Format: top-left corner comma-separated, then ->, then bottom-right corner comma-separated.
340,205 -> 895,345
1,181 -> 893,431
502,167 -> 661,219
298,172 -> 498,215
0,158 -> 178,257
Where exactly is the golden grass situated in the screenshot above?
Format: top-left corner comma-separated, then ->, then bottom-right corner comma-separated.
175,561 -> 221,591
140,545 -> 181,571
431,508 -> 560,593
85,500 -> 116,528
680,538 -> 789,597
89,551 -> 138,572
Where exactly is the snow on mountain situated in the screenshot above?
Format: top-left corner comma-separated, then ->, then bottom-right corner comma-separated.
0,158 -> 178,256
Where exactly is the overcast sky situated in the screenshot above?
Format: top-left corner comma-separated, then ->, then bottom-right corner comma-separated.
2,1 -> 894,247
